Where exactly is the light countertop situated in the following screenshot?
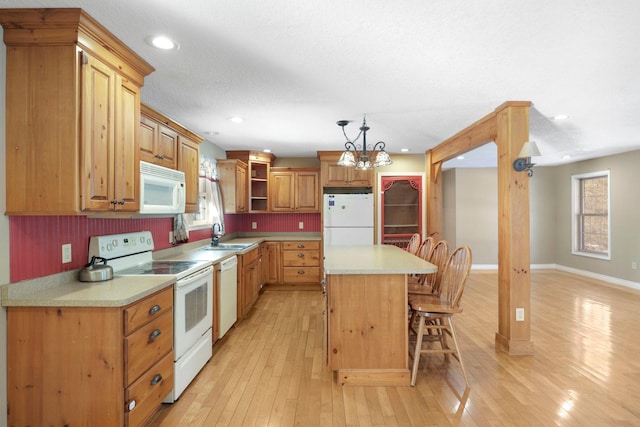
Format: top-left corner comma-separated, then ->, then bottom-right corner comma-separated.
2,234 -> 321,308
324,245 -> 437,275
1,275 -> 175,307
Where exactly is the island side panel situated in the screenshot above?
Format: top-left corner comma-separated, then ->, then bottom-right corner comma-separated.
327,273 -> 408,372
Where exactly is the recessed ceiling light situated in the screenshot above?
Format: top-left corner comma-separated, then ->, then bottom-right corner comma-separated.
400,148 -> 410,152
552,114 -> 570,120
562,155 -> 572,159
203,131 -> 219,136
457,155 -> 465,160
145,35 -> 179,50
228,116 -> 244,124
263,149 -> 272,153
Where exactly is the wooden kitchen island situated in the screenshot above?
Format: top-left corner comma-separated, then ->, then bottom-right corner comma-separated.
324,244 -> 436,386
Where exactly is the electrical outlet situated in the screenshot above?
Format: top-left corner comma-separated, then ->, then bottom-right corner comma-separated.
62,244 -> 72,264
298,221 -> 304,229
252,222 -> 257,230
169,231 -> 174,243
632,262 -> 637,270
515,307 -> 525,321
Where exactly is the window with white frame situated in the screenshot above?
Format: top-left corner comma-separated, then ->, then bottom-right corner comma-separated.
571,170 -> 610,259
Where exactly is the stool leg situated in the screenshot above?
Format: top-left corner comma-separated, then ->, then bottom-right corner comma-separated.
410,314 -> 426,386
447,316 -> 470,387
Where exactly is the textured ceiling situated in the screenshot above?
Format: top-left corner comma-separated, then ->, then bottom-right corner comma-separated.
3,1 -> 640,167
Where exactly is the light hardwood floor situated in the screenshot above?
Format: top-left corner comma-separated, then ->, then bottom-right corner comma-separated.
147,270 -> 640,426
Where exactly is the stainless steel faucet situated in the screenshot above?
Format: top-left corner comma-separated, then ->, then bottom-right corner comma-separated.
212,222 -> 222,246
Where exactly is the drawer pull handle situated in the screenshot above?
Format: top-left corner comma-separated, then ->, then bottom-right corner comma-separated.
297,253 -> 305,258
150,374 -> 163,386
149,304 -> 161,315
149,329 -> 162,341
298,270 -> 305,275
297,244 -> 305,248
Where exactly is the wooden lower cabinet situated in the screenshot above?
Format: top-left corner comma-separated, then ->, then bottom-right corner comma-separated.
7,286 -> 174,427
282,241 -> 321,285
238,247 -> 261,317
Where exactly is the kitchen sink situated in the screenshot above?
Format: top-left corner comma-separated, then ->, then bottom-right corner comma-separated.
199,243 -> 254,251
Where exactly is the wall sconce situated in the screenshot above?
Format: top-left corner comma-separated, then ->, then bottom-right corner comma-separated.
513,141 -> 541,177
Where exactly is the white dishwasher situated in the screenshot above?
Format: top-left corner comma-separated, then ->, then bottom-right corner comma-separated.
219,255 -> 238,338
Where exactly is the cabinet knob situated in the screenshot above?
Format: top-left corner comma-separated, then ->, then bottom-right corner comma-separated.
118,199 -> 125,205
155,154 -> 165,160
297,244 -> 305,248
149,329 -> 162,341
298,270 -> 305,275
149,304 -> 161,315
297,253 -> 305,258
150,374 -> 163,386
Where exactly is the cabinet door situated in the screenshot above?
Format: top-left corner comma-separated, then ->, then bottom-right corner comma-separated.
295,171 -> 319,211
157,125 -> 178,169
113,74 -> 140,211
262,242 -> 281,284
236,164 -> 248,212
178,136 -> 200,213
324,162 -> 349,186
270,172 -> 295,211
139,115 -> 159,164
81,53 -> 116,211
349,168 -> 373,187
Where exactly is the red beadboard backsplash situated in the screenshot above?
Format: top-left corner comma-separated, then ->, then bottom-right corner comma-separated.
9,212 -> 320,282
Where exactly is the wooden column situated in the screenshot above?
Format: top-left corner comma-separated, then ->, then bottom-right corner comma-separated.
494,103 -> 534,355
425,101 -> 534,355
425,150 -> 443,241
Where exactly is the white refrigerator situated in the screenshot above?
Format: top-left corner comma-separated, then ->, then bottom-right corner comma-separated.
323,193 -> 374,251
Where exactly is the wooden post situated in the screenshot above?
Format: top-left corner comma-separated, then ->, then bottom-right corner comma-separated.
425,101 -> 534,355
425,150 -> 443,241
494,103 -> 534,355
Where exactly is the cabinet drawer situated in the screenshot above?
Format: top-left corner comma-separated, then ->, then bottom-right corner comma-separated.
282,250 -> 320,267
282,241 -> 320,251
124,286 -> 174,335
125,351 -> 174,427
283,267 -> 321,283
125,310 -> 173,385
239,247 -> 259,267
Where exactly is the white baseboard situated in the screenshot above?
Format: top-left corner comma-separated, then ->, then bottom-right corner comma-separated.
471,263 -> 640,291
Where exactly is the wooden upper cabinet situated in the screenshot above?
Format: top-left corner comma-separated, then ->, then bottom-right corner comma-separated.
178,136 -> 201,213
139,109 -> 178,170
141,103 -> 203,213
269,168 -> 320,212
226,151 -> 275,212
81,53 -> 141,212
317,151 -> 373,188
0,8 -> 154,215
217,159 -> 248,213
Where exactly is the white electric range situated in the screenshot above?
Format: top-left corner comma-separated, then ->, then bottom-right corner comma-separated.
89,231 -> 213,402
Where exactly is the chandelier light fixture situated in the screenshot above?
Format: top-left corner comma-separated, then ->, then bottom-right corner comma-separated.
336,117 -> 392,170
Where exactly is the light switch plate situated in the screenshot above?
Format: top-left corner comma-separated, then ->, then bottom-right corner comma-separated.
298,221 -> 304,229
62,244 -> 72,264
515,307 -> 525,321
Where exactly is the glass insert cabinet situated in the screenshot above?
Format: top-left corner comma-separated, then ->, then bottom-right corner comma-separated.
381,176 -> 422,247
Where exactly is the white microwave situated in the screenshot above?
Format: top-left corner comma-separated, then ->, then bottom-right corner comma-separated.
139,161 -> 186,214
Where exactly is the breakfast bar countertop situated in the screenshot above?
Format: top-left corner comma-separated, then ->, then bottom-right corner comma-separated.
324,244 -> 437,275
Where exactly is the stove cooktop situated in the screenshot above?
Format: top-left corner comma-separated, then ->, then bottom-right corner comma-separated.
117,260 -> 205,276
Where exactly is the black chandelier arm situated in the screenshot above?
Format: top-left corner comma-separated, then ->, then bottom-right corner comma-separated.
372,141 -> 386,152
344,141 -> 358,151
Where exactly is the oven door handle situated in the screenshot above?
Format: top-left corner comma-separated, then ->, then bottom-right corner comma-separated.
176,265 -> 213,288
